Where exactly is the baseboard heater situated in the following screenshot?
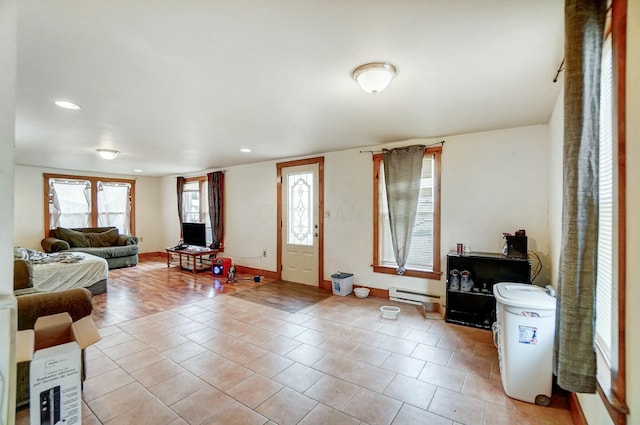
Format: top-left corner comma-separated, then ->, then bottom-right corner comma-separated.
389,287 -> 441,305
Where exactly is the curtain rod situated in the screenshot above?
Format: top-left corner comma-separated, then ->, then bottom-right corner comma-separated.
359,140 -> 445,154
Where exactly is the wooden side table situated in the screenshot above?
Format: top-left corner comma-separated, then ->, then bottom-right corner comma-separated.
166,247 -> 218,274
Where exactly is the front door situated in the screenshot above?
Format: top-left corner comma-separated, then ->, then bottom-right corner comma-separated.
280,163 -> 319,286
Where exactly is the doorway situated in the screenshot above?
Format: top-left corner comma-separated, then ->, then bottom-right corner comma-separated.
277,157 -> 324,287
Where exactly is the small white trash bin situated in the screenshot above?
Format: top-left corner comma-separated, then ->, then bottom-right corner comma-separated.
493,282 -> 556,406
331,272 -> 353,296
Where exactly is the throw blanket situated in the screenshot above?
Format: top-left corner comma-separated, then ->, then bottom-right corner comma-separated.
15,247 -> 83,264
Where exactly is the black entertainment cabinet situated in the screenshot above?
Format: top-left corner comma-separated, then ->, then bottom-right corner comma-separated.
445,251 -> 530,330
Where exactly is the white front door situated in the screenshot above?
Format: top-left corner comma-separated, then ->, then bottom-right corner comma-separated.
281,163 -> 319,286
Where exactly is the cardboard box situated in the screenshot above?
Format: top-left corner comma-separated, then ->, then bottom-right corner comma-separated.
16,312 -> 101,425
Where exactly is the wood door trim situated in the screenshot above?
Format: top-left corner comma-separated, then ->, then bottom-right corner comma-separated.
276,157 -> 324,287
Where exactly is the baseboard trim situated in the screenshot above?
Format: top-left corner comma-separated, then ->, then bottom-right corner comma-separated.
139,251 -> 164,259
569,392 -> 588,425
234,265 -> 279,280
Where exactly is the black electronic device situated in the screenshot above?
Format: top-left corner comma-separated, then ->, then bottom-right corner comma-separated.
40,386 -> 60,425
182,222 -> 207,247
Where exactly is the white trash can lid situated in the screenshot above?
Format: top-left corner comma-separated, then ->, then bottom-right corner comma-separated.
493,283 -> 556,310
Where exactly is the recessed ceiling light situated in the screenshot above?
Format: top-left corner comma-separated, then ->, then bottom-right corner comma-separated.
54,100 -> 82,110
133,169 -> 143,173
240,148 -> 252,153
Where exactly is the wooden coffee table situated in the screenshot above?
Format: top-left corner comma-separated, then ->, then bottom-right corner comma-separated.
166,247 -> 218,274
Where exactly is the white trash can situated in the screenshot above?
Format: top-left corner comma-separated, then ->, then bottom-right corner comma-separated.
331,272 -> 353,296
493,282 -> 556,405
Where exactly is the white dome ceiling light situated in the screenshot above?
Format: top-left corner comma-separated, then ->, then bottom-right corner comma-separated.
96,148 -> 120,160
54,100 -> 82,110
352,62 -> 397,95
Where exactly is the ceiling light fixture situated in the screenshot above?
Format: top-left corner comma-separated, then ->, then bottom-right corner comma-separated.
96,149 -> 120,160
352,62 -> 397,95
54,100 -> 82,110
240,148 -> 252,153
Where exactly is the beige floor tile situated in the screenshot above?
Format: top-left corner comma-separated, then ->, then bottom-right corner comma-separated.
162,340 -> 209,363
298,403 -> 361,425
241,326 -> 280,346
294,329 -> 332,346
224,342 -> 268,365
391,403 -> 453,425
152,313 -> 194,328
115,348 -> 166,373
83,367 -> 135,401
377,323 -> 411,338
171,385 -> 235,425
226,374 -> 283,408
272,321 -> 308,338
304,375 -> 361,410
98,325 -> 126,337
348,343 -> 390,367
380,352 -> 426,378
405,329 -> 442,346
168,319 -> 209,336
184,326 -> 221,344
85,350 -> 121,379
83,415 -> 103,425
383,374 -> 437,410
199,358 -> 255,390
273,362 -> 325,393
201,332 -> 244,354
148,371 -> 209,405
179,350 -> 223,376
141,331 -> 190,351
462,373 -> 515,407
448,351 -> 492,378
472,342 -> 498,360
101,339 -> 150,360
410,343 -> 453,366
131,358 -> 185,387
318,335 -> 361,355
428,387 -> 487,425
95,331 -> 137,350
348,327 -> 389,346
282,312 -> 313,325
125,323 -> 172,339
87,382 -> 154,423
436,333 -> 476,352
418,362 -> 467,392
342,360 -> 396,393
286,343 -> 327,366
342,388 -> 403,425
203,401 -> 269,425
105,397 -> 178,425
377,336 -> 418,356
246,351 -> 294,378
256,387 -> 318,425
258,334 -> 302,355
312,353 -> 358,376
482,402 -> 546,425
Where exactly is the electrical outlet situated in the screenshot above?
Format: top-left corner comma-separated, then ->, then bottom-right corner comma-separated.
262,250 -> 267,257
139,236 -> 144,242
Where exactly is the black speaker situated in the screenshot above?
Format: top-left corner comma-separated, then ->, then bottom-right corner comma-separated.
505,236 -> 528,258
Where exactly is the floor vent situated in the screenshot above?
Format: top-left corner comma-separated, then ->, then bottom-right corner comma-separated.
389,287 -> 440,306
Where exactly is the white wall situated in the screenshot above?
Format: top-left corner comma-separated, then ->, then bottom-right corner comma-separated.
13,165 -> 165,253
160,124 -> 551,297
0,0 -> 17,423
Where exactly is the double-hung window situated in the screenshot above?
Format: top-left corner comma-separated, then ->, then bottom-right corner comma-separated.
181,177 -> 212,246
372,146 -> 441,279
44,173 -> 135,236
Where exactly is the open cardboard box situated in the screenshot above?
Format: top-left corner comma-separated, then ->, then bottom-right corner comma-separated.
16,312 -> 101,425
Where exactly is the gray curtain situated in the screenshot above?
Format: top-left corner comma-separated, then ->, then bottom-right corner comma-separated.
176,176 -> 185,237
207,171 -> 224,248
383,145 -> 425,275
554,0 -> 606,393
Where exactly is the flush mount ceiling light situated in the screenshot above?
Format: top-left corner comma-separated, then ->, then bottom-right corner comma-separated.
352,62 -> 397,95
240,148 -> 252,153
96,149 -> 120,160
54,100 -> 82,110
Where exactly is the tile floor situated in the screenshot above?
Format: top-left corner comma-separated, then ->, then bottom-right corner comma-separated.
16,292 -> 574,425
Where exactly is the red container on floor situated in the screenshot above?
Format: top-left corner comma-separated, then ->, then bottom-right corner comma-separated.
212,258 -> 232,276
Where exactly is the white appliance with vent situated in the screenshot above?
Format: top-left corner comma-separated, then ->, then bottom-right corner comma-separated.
493,282 -> 556,406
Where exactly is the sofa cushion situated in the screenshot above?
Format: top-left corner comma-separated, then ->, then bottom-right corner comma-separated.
57,227 -> 90,248
86,228 -> 119,247
68,244 -> 139,259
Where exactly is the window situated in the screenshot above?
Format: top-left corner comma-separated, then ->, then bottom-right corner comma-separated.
44,173 -> 135,236
373,146 -> 441,279
180,177 -> 212,246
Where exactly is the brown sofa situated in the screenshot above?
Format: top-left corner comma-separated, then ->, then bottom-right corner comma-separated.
14,259 -> 93,407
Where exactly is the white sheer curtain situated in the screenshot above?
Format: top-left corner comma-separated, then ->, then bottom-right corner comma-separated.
97,181 -> 131,234
50,179 -> 91,229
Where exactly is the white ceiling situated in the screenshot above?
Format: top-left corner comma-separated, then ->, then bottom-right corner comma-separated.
15,0 -> 564,177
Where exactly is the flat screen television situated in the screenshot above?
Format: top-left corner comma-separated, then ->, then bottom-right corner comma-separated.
182,222 -> 207,247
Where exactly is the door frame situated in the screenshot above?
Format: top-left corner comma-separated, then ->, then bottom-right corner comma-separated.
276,156 -> 324,287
